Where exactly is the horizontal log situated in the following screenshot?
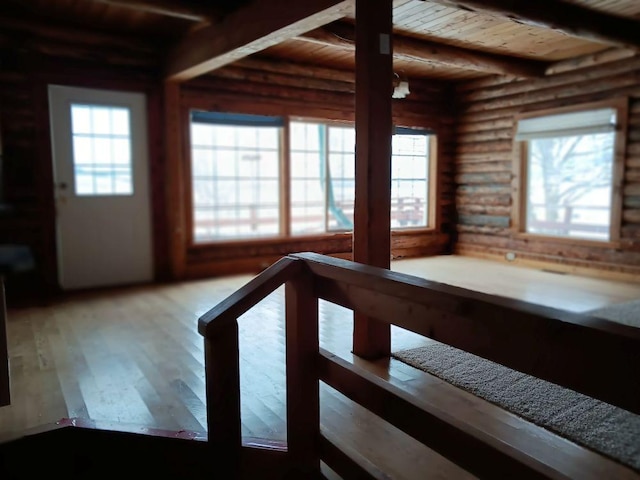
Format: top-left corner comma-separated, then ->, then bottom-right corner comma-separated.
456,117 -> 514,134
629,114 -> 640,126
457,184 -> 512,195
462,69 -> 640,114
622,224 -> 640,238
622,209 -> 640,224
458,83 -> 640,124
627,128 -> 640,142
461,56 -> 640,103
456,194 -> 512,206
456,233 -> 640,265
457,128 -> 513,144
627,142 -> 640,156
630,99 -> 640,114
455,172 -> 512,185
456,151 -> 514,164
625,168 -> 640,182
456,140 -> 513,155
455,225 -> 512,236
457,214 -> 510,227
234,56 -> 354,83
625,183 -> 640,196
208,66 -> 355,93
457,205 -> 511,216
456,245 -> 640,280
456,161 -> 512,174
456,74 -> 519,94
624,196 -> 640,209
545,48 -> 637,76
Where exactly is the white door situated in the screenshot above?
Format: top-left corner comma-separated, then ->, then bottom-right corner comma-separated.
48,85 -> 153,290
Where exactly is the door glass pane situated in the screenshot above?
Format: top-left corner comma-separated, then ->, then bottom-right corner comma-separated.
70,104 -> 133,196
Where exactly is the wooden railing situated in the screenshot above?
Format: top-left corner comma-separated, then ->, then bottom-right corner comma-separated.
197,252 -> 640,479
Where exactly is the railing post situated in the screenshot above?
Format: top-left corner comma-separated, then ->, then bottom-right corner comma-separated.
285,268 -> 320,477
204,320 -> 241,476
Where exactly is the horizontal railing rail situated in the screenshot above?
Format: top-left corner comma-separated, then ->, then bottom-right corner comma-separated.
198,252 -> 640,479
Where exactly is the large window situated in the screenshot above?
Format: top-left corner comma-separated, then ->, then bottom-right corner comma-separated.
290,121 -> 431,236
190,112 -> 282,242
515,103 -> 624,242
190,113 -> 433,243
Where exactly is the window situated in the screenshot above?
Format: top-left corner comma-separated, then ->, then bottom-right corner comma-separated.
190,112 -> 434,243
290,121 -> 432,236
515,103 -> 624,242
190,112 -> 283,242
290,122 -> 355,234
70,104 -> 133,195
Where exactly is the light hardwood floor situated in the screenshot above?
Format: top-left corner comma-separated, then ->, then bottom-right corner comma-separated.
2,255 -> 639,478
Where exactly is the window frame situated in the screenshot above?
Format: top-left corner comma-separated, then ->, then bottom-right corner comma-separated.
512,98 -> 628,246
186,111 -> 438,247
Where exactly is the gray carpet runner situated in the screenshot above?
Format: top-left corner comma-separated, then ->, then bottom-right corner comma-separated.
392,341 -> 640,472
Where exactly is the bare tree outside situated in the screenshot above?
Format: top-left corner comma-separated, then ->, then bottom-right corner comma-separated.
526,132 -> 614,240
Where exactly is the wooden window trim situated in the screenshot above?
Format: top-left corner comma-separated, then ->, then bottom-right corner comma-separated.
511,98 -> 629,246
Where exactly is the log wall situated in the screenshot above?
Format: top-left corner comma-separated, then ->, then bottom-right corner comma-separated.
171,67 -> 456,279
454,56 -> 640,281
0,37 -> 455,298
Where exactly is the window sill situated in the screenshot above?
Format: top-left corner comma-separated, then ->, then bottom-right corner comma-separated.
189,228 -> 437,249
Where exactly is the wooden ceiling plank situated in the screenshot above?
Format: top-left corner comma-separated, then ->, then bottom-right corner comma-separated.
424,0 -> 640,50
165,0 -> 354,82
298,22 -> 548,78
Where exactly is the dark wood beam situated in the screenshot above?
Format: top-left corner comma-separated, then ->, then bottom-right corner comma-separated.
425,0 -> 640,50
91,0 -> 220,22
165,0 -> 354,82
352,0 -> 393,359
298,22 -> 548,78
234,57 -> 355,84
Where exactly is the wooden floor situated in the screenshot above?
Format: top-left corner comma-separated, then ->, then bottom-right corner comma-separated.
2,255 -> 640,478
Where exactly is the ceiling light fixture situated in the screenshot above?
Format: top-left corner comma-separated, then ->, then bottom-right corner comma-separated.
392,73 -> 410,99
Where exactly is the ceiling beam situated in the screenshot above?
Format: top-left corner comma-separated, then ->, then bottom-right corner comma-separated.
165,0 -> 354,82
424,0 -> 640,50
298,22 -> 547,78
91,0 -> 220,23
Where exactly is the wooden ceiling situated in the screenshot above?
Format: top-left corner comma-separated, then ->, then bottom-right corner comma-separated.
1,0 -> 640,84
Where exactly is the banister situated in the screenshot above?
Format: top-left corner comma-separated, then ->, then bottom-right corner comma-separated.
291,252 -> 640,414
199,252 -> 640,478
197,256 -> 304,338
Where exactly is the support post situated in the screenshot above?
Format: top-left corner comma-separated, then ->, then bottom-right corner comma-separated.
285,269 -> 320,476
352,0 -> 393,359
204,322 -> 241,476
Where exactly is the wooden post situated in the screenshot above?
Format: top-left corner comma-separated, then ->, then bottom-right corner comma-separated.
352,0 -> 393,359
285,269 -> 320,476
164,81 -> 187,279
204,321 -> 241,476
